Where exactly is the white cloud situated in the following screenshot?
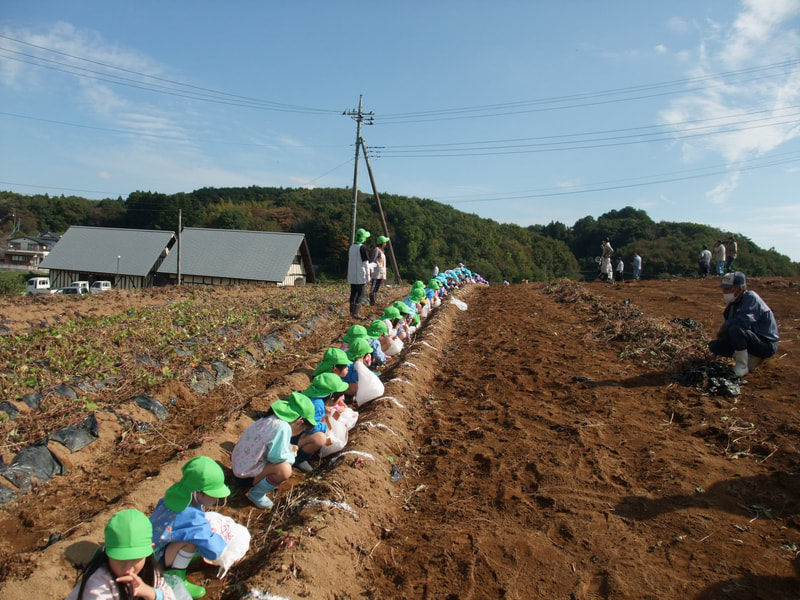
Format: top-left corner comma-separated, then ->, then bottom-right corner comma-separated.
659,0 -> 800,204
655,44 -> 668,54
705,171 -> 741,204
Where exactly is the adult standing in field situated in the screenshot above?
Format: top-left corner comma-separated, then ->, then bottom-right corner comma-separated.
708,271 -> 779,377
347,228 -> 371,319
615,257 -> 624,282
631,251 -> 642,280
433,263 -> 439,277
725,236 -> 738,272
712,240 -> 726,276
369,235 -> 389,306
600,238 -> 614,283
698,245 -> 712,278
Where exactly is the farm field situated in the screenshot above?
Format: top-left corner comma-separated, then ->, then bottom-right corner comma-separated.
0,277 -> 798,599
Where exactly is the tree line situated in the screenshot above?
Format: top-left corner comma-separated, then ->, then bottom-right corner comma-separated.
0,189 -> 796,283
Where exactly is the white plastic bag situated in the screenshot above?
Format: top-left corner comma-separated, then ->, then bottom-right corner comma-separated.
204,511 -> 251,578
320,401 -> 355,457
451,298 -> 468,311
385,337 -> 403,357
354,361 -> 384,406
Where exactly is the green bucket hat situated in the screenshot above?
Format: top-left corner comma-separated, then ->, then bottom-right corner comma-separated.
428,279 -> 441,289
347,338 -> 373,362
377,235 -> 390,244
393,301 -> 410,315
382,306 -> 401,320
355,228 -> 370,244
271,392 -> 317,426
304,372 -> 349,399
367,319 -> 388,338
313,347 -> 352,376
412,280 -> 425,289
342,324 -> 368,344
409,289 -> 424,302
164,456 -> 231,512
104,509 -> 154,560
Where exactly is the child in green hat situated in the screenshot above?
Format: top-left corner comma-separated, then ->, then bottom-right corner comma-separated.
365,319 -> 388,368
67,509 -> 181,600
231,392 -> 318,509
150,456 -> 232,598
292,373 -> 350,472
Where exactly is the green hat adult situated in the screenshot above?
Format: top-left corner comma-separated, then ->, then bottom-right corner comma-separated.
367,319 -> 388,338
382,306 -> 401,320
164,456 -> 231,512
347,338 -> 373,362
313,347 -> 352,376
342,324 -> 368,344
104,509 -> 154,560
304,372 -> 349,399
376,235 -> 390,244
355,228 -> 370,244
271,392 -> 317,426
393,301 -> 410,315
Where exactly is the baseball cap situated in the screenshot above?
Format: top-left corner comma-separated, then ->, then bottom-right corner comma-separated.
719,271 -> 746,288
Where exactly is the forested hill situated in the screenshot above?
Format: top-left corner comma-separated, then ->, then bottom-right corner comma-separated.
0,188 -> 796,283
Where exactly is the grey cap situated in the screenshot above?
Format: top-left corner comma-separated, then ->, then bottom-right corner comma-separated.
719,271 -> 746,288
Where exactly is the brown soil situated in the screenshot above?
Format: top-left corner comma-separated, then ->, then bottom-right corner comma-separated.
0,277 -> 799,599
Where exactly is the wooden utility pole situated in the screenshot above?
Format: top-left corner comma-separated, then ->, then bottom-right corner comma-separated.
177,209 -> 182,286
343,95 -> 373,244
361,138 -> 402,285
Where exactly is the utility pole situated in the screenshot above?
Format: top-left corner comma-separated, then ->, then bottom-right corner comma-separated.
343,95 -> 373,244
361,138 -> 402,285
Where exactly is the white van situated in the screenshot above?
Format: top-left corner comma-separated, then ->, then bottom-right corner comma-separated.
70,281 -> 90,294
26,277 -> 51,295
90,280 -> 112,293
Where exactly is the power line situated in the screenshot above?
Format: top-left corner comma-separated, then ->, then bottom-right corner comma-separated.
0,34 -> 339,115
377,57 -> 800,123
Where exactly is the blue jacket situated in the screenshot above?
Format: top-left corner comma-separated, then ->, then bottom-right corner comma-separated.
723,290 -> 779,341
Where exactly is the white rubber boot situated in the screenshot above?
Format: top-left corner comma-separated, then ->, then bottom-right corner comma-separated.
733,349 -> 749,377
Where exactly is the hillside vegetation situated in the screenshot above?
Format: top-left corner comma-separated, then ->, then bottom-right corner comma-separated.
1,188 -> 797,283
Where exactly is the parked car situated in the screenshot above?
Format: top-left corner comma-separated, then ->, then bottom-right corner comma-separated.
26,277 -> 51,295
52,287 -> 84,295
90,280 -> 112,293
69,281 -> 90,294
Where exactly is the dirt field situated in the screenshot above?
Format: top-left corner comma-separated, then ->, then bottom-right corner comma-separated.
0,277 -> 798,600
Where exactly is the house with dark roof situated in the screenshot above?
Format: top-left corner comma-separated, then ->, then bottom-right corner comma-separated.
3,232 -> 60,272
156,227 -> 315,286
39,227 -> 176,289
38,226 -> 315,289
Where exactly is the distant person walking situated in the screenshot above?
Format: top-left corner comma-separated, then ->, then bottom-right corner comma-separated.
433,264 -> 439,277
631,252 -> 642,280
615,257 -> 624,282
725,236 -> 738,272
712,240 -> 726,276
600,238 -> 614,283
698,245 -> 712,278
369,235 -> 389,306
347,228 -> 371,319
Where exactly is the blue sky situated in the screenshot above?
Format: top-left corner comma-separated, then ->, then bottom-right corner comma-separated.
2,1 -> 800,261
